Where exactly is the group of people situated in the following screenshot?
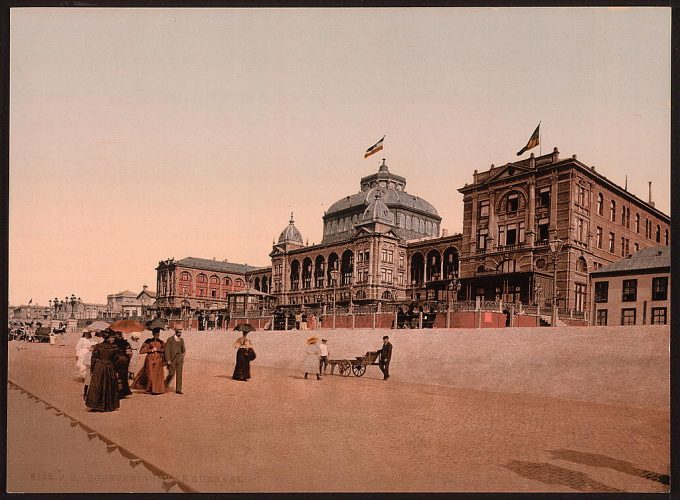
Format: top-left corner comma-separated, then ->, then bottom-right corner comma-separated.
75,325 -> 393,411
301,335 -> 393,381
75,326 -> 186,412
196,312 -> 229,331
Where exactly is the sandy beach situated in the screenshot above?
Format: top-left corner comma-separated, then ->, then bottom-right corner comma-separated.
7,326 -> 669,493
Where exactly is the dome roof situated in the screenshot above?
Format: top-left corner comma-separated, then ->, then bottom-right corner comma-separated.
361,190 -> 392,224
278,213 -> 303,245
326,186 -> 439,218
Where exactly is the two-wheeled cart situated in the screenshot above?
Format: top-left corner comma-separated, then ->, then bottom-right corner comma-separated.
327,351 -> 380,377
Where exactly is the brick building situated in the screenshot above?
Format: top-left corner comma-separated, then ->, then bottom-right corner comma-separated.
457,148 -> 670,321
154,257 -> 271,317
590,246 -> 670,326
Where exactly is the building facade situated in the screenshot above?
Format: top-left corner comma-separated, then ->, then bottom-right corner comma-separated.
590,246 -> 670,326
154,257 -> 271,317
457,148 -> 670,320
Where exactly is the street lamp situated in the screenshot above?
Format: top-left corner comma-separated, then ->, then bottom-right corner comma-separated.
549,237 -> 564,327
330,268 -> 339,330
68,294 -> 80,319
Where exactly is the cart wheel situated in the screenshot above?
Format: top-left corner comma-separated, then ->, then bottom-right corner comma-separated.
340,361 -> 352,377
352,364 -> 366,377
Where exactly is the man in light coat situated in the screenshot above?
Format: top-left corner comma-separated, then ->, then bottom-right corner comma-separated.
164,328 -> 186,394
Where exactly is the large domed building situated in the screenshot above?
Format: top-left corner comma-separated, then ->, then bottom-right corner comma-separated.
322,159 -> 442,243
268,160 -> 462,308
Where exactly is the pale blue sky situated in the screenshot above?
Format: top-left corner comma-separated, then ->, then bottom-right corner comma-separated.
9,7 -> 671,305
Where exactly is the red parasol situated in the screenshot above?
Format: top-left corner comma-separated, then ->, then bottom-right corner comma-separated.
109,319 -> 146,334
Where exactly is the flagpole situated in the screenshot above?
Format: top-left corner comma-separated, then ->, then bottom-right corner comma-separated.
539,121 -> 542,156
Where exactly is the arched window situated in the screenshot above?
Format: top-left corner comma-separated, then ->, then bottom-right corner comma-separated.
405,215 -> 412,230
576,257 -> 587,273
656,225 -> 661,243
665,229 -> 669,245
235,278 -> 244,289
223,277 -> 232,287
419,219 -> 425,233
597,193 -> 603,216
399,213 -> 405,228
209,275 -> 219,285
610,200 -> 616,222
180,272 -> 191,282
254,277 -> 260,291
196,274 -> 207,284
635,213 -> 640,233
382,291 -> 392,300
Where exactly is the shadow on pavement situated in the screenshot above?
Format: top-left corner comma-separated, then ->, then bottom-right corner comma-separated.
547,449 -> 670,485
504,460 -> 622,492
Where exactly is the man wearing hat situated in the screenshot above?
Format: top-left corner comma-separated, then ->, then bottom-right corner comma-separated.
164,328 -> 186,394
318,339 -> 330,375
377,335 -> 393,380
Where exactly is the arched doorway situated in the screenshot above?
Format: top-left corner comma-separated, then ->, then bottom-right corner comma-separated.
314,255 -> 325,288
410,252 -> 424,286
341,250 -> 354,285
290,260 -> 300,291
302,257 -> 313,290
426,250 -> 441,281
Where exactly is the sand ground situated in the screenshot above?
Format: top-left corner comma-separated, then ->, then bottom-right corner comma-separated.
6,326 -> 669,493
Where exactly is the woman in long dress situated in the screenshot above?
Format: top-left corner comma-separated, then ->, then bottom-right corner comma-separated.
131,328 -> 166,394
303,336 -> 322,380
232,333 -> 253,381
85,332 -> 120,412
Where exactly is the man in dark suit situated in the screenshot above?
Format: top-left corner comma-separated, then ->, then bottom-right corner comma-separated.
164,328 -> 186,394
377,335 -> 393,380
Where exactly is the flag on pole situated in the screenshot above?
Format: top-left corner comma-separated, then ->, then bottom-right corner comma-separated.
364,136 -> 385,158
28,298 -> 32,305
517,123 -> 540,156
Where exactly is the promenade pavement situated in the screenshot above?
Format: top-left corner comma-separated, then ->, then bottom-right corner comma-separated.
6,327 -> 669,493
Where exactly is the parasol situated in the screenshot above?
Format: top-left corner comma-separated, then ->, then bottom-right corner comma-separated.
148,318 -> 168,330
85,320 -> 110,332
233,323 -> 255,333
109,319 -> 146,334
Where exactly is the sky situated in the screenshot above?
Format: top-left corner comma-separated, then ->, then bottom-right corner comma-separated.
9,7 -> 671,306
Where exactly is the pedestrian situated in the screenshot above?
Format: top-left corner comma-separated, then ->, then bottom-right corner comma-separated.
128,334 -> 141,379
318,338 -> 329,374
197,312 -> 204,331
85,332 -> 120,412
303,336 -> 322,380
232,332 -> 254,381
208,312 -> 216,330
132,327 -> 167,394
112,330 -> 133,398
216,313 -> 223,330
295,311 -> 302,330
75,331 -> 93,380
376,335 -> 393,380
164,328 -> 186,394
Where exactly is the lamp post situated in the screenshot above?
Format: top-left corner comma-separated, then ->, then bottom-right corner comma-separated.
330,268 -> 339,330
549,237 -> 564,327
68,294 -> 80,319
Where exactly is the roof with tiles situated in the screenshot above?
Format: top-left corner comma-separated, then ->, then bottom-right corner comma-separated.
175,257 -> 260,274
591,246 -> 670,275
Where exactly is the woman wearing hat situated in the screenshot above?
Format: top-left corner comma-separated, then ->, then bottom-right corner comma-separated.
132,328 -> 167,394
303,336 -> 322,380
85,331 -> 120,412
232,332 -> 253,381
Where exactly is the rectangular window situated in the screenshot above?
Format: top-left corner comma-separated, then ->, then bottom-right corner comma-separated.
506,194 -> 519,212
519,222 -> 525,243
634,242 -> 639,253
596,227 -> 603,248
635,213 -> 640,233
652,277 -> 668,301
621,236 -> 626,257
506,224 -> 517,245
622,279 -> 637,302
479,200 -> 489,218
399,254 -> 405,269
538,188 -> 550,207
625,208 -> 630,229
651,307 -> 667,325
538,218 -> 550,241
498,226 -> 505,247
597,194 -> 603,216
625,238 -> 629,256
575,283 -> 586,312
478,230 -> 488,251
594,281 -> 609,302
596,309 -> 608,326
576,218 -> 584,242
608,232 -> 615,253
621,308 -> 636,326
398,272 -> 404,285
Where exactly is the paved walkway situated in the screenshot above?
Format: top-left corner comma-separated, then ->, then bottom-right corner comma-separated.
7,341 -> 669,493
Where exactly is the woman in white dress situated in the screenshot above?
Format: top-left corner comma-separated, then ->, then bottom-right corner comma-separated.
303,336 -> 322,380
75,331 -> 93,379
128,333 -> 141,379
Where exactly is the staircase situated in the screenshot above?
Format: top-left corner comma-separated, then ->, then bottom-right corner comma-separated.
539,315 -> 568,327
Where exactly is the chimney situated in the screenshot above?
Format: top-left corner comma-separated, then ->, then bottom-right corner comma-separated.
442,228 -> 449,237
648,181 -> 655,207
143,285 -> 148,292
